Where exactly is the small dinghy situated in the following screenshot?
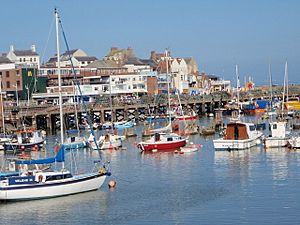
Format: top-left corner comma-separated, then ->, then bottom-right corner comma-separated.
180,144 -> 202,153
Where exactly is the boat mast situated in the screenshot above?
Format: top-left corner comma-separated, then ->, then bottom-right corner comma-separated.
55,9 -> 64,167
236,64 -> 240,118
281,62 -> 287,116
285,61 -> 288,102
166,49 -> 172,126
0,75 -> 5,133
109,75 -> 113,133
269,63 -> 273,106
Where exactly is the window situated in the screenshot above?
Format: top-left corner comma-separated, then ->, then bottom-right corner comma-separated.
34,58 -> 36,62
0,71 -> 2,76
23,58 -> 26,62
16,70 -> 20,76
19,58 -> 22,62
6,81 -> 10,88
30,58 -> 32,62
6,71 -> 9,77
17,81 -> 20,86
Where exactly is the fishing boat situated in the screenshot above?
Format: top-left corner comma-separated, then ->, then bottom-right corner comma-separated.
213,65 -> 263,150
213,120 -> 263,150
3,130 -> 45,153
264,121 -> 289,148
137,132 -> 187,151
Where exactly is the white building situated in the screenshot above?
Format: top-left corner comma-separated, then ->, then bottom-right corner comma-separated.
6,45 -> 40,68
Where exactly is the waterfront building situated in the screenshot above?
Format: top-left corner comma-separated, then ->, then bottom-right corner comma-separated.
197,73 -> 231,94
6,45 -> 40,68
0,57 -> 21,101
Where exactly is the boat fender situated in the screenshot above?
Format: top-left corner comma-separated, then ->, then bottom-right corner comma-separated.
98,167 -> 106,175
38,174 -> 44,183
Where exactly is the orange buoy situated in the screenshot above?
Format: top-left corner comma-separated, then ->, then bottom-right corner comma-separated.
108,180 -> 117,188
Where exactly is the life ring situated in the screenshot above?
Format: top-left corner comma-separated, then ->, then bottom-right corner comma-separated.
38,174 -> 44,183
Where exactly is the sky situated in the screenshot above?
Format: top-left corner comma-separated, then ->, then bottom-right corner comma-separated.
1,0 -> 299,86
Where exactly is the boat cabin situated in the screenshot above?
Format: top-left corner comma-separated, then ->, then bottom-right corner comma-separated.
224,122 -> 255,140
268,122 -> 287,138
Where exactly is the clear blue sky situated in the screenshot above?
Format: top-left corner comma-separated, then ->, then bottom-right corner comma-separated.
1,0 -> 299,86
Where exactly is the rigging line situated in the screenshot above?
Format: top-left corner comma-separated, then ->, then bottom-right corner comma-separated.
58,18 -> 101,158
41,16 -> 55,65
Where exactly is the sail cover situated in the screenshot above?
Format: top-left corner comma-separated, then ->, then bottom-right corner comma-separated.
16,145 -> 65,165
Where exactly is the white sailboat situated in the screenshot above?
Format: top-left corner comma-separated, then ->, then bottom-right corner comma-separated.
264,62 -> 290,148
0,9 -> 109,201
89,74 -> 124,150
213,65 -> 263,150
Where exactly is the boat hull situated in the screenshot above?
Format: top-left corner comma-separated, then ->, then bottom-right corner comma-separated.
0,173 -> 106,201
264,138 -> 288,148
4,140 -> 44,153
176,115 -> 198,121
138,139 -> 187,151
213,134 -> 263,150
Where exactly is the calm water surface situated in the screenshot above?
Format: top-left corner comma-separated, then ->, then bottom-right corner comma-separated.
1,118 -> 300,225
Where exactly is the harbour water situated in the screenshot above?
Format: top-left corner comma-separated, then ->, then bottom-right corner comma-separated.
1,117 -> 300,225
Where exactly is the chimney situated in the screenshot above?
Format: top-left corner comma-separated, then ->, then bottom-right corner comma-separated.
10,45 -> 14,52
31,45 -> 36,52
150,51 -> 156,60
111,47 -> 118,52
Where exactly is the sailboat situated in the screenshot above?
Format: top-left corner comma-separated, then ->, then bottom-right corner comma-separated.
0,9 -> 109,201
63,85 -> 88,150
213,65 -> 263,150
89,75 -> 124,150
264,62 -> 290,148
137,50 -> 187,152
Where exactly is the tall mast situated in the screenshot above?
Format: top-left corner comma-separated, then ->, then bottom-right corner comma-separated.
281,62 -> 286,115
285,61 -> 289,102
235,64 -> 240,118
269,63 -> 273,105
166,49 -> 171,125
55,9 -> 64,147
109,75 -> 113,133
0,75 -> 5,133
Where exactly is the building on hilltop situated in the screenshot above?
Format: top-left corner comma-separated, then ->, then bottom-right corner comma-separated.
6,45 -> 40,68
45,49 -> 97,68
104,47 -> 134,65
